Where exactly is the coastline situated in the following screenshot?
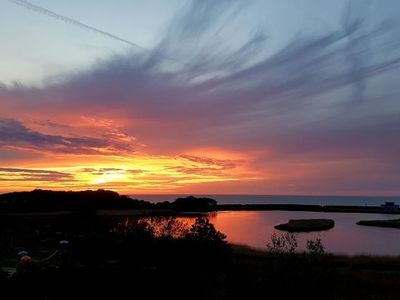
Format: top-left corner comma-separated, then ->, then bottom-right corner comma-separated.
216,204 -> 400,215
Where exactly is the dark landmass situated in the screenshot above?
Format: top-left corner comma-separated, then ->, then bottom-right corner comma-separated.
218,203 -> 323,211
217,204 -> 400,214
275,219 -> 335,232
0,190 -> 217,214
173,195 -> 217,211
0,189 -> 153,212
1,190 -> 399,217
323,205 -> 400,214
357,219 -> 400,228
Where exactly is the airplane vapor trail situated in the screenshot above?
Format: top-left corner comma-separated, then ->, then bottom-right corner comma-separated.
8,0 -> 147,50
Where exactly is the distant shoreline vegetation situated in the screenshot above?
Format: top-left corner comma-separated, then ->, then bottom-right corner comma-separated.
0,189 -> 218,213
1,189 -> 399,215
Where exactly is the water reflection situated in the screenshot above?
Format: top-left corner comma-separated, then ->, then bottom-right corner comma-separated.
120,211 -> 399,255
208,211 -> 400,256
173,211 -> 400,255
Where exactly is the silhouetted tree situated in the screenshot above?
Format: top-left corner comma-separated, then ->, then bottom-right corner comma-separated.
186,217 -> 226,242
142,217 -> 189,239
172,196 -> 217,211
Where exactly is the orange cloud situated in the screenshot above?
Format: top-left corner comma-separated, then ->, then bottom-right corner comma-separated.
0,120 -> 260,193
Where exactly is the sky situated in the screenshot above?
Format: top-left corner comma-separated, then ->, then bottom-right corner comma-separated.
0,0 -> 400,195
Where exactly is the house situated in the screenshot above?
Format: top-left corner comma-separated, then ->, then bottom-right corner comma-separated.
381,202 -> 400,211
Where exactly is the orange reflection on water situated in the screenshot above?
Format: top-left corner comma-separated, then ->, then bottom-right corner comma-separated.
209,211 -> 400,255
121,211 -> 400,255
209,211 -> 275,247
177,211 -> 276,247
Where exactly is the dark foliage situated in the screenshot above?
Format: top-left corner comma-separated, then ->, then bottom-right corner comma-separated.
0,215 -> 231,299
0,190 -> 219,213
186,217 -> 227,242
0,189 -> 154,212
172,196 -> 217,211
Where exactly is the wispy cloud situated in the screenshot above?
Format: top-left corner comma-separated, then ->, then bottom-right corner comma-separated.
0,167 -> 74,182
8,0 -> 147,50
180,155 -> 238,169
2,1 -> 398,124
0,118 -> 137,155
81,167 -> 144,176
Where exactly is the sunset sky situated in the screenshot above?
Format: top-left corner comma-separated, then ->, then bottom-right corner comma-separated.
1,0 -> 399,195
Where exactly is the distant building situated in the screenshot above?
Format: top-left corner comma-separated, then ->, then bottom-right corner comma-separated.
381,202 -> 399,211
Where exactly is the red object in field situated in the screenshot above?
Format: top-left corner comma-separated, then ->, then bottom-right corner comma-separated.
19,255 -> 32,265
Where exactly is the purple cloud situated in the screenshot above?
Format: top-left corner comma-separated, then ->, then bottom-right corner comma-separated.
0,118 -> 136,155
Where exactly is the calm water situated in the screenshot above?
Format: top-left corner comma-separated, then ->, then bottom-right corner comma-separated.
130,194 -> 400,255
185,211 -> 400,256
133,194 -> 399,206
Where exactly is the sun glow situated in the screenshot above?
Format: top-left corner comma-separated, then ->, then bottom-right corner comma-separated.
90,170 -> 127,185
0,150 -> 259,193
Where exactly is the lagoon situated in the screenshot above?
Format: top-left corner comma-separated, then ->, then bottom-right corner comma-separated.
198,211 -> 400,256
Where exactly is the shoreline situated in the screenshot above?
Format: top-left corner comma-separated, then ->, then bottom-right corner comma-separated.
216,204 -> 400,214
230,243 -> 400,259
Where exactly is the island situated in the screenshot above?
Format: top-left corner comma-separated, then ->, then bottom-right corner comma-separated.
275,219 -> 335,232
356,219 -> 400,229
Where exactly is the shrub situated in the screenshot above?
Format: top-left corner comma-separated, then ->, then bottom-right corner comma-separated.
140,217 -> 189,239
306,238 -> 325,256
185,217 -> 226,242
266,232 -> 298,255
112,216 -> 190,240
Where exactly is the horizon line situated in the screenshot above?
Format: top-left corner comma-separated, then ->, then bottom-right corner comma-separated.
1,189 -> 399,198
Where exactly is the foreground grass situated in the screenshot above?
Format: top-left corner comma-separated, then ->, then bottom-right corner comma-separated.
231,244 -> 400,299
3,243 -> 400,299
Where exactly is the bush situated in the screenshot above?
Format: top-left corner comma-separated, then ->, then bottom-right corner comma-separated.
266,232 -> 298,255
306,238 -> 325,256
139,216 -> 189,239
185,217 -> 226,242
112,216 -> 189,240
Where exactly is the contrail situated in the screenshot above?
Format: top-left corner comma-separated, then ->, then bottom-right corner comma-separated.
8,0 -> 148,50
